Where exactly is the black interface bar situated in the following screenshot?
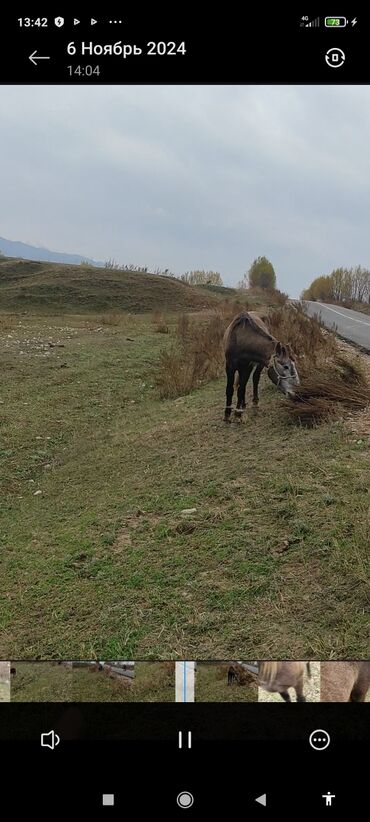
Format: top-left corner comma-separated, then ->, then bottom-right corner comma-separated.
0,11 -> 365,83
1,702 -> 368,740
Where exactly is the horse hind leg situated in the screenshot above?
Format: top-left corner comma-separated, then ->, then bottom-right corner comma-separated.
295,673 -> 306,702
279,691 -> 291,702
234,363 -> 253,420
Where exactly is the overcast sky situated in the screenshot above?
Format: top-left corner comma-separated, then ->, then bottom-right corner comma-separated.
1,85 -> 369,297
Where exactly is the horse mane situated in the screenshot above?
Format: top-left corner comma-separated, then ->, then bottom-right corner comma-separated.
227,311 -> 275,343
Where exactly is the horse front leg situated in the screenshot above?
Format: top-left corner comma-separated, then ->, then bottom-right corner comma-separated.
252,363 -> 264,405
224,363 -> 235,422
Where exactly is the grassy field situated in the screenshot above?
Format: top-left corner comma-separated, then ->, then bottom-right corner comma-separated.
9,661 -> 174,701
195,663 -> 258,701
71,665 -> 134,701
258,661 -> 320,702
0,257 -> 282,315
0,258 -> 218,314
134,662 -> 175,701
71,661 -> 174,701
1,272 -> 370,659
11,662 -> 73,701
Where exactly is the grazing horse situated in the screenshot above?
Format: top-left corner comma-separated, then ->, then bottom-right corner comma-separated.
258,661 -> 311,702
223,311 -> 299,421
320,661 -> 370,702
227,665 -> 238,685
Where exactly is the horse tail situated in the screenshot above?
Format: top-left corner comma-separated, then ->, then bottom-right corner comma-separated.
258,661 -> 278,688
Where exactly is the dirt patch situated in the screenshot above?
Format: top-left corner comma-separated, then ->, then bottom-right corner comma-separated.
335,339 -> 370,439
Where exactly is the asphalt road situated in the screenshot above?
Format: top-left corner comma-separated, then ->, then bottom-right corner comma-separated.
303,301 -> 370,352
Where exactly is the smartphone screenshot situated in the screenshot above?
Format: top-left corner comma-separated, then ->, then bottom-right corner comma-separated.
0,10 -> 369,814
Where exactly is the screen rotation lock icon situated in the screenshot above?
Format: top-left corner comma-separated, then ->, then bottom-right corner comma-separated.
325,47 -> 345,68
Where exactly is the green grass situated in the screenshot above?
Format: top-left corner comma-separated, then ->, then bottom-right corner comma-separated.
1,310 -> 369,659
195,663 -> 258,701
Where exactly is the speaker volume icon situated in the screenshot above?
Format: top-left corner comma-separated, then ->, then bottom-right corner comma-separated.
41,730 -> 60,749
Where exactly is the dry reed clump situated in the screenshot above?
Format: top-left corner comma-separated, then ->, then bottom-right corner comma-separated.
99,311 -> 122,326
155,310 -> 226,399
0,313 -> 21,330
283,355 -> 370,426
218,298 -> 249,319
151,310 -> 169,334
270,288 -> 289,306
240,287 -> 288,307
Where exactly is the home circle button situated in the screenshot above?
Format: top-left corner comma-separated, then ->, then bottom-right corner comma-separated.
177,791 -> 194,808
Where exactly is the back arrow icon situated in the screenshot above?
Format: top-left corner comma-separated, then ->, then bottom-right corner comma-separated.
29,51 -> 51,66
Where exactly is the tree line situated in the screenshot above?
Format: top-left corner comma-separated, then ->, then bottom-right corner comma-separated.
301,266 -> 370,304
87,254 -> 280,291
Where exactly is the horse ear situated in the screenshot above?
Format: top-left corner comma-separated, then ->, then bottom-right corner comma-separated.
287,343 -> 296,360
275,341 -> 282,356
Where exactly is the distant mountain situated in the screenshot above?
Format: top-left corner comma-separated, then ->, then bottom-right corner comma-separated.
0,236 -> 103,267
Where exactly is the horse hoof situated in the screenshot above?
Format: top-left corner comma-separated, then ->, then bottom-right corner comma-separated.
224,417 -> 232,424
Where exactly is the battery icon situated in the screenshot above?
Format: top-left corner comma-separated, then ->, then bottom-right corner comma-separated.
325,17 -> 347,27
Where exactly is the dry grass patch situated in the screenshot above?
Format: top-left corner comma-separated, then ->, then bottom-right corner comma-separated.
268,303 -> 337,372
155,300 -> 252,400
284,354 -> 370,427
155,310 -> 227,398
151,311 -> 169,334
195,662 -> 258,702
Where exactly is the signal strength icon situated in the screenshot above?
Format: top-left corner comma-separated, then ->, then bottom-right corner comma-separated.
301,17 -> 320,27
